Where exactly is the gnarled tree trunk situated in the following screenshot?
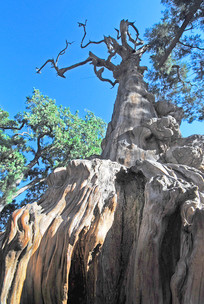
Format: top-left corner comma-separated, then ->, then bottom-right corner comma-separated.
1,24 -> 204,303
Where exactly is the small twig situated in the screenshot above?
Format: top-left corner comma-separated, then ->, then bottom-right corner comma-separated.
114,28 -> 121,40
55,40 -> 74,65
36,59 -> 55,74
178,40 -> 204,51
36,40 -> 92,78
78,20 -> 104,48
36,40 -> 74,75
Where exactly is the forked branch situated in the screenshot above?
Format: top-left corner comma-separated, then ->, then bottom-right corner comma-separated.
78,20 -> 104,48
127,21 -> 144,49
37,19 -> 148,83
36,40 -> 92,78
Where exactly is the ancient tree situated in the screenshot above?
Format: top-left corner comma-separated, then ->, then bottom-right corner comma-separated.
1,19 -> 204,304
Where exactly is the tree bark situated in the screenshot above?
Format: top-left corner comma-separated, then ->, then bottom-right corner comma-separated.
1,53 -> 204,304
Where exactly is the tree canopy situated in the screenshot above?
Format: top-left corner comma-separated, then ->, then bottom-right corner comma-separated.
145,0 -> 204,122
0,89 -> 106,215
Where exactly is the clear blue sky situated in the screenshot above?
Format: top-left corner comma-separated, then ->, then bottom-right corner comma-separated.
0,0 -> 203,137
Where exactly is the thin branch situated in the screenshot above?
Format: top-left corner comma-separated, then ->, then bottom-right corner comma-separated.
37,49 -> 92,78
36,127 -> 53,155
127,21 -> 144,48
115,28 -> 121,40
55,40 -> 74,65
36,40 -> 74,77
13,131 -> 32,138
107,50 -> 117,63
0,121 -> 26,131
36,59 -> 55,74
127,31 -> 144,49
78,20 -> 104,48
178,40 -> 204,51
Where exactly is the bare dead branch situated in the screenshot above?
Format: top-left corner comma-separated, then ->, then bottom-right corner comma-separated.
78,20 -> 104,48
136,44 -> 150,57
128,22 -> 140,38
93,65 -> 118,87
56,57 -> 92,77
37,19 -> 149,82
36,59 -> 54,74
104,36 -> 125,58
120,19 -> 134,52
107,50 -> 117,63
56,40 -> 74,65
115,28 -> 121,40
36,40 -> 92,78
89,51 -> 116,71
127,32 -> 144,49
184,25 -> 194,32
36,40 -> 74,76
13,177 -> 46,199
126,22 -> 144,49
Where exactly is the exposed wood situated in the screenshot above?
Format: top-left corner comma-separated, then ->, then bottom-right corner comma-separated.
1,19 -> 204,304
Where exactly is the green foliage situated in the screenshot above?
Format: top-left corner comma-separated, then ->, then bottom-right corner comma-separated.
0,89 -> 106,212
145,0 -> 204,122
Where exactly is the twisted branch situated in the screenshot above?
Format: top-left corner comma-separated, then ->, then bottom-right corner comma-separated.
36,40 -> 92,78
36,40 -> 74,77
78,20 -> 104,48
93,65 -> 118,87
127,21 -> 144,49
37,19 -> 147,83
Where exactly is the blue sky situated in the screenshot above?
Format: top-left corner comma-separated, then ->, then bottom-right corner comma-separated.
0,0 -> 203,137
